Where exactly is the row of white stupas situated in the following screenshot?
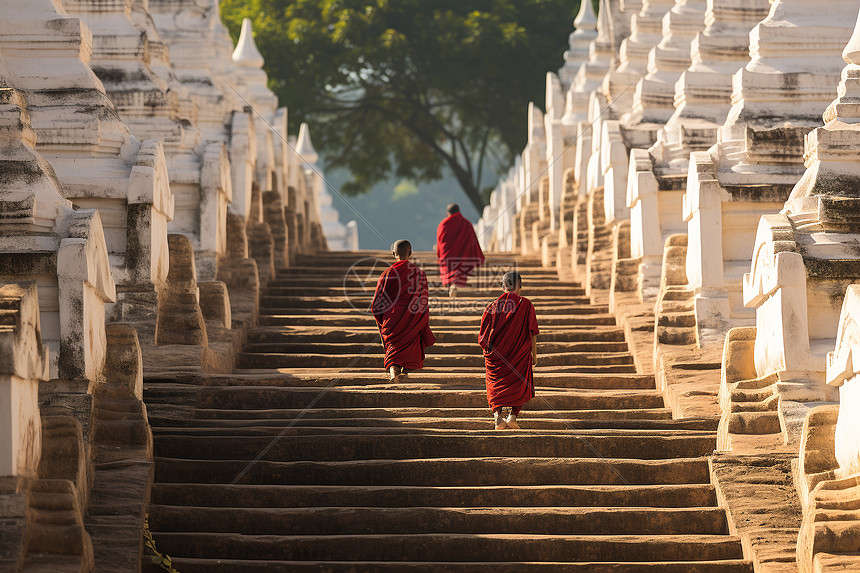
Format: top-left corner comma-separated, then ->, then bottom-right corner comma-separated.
477,1 -> 860,568
0,0 -> 355,567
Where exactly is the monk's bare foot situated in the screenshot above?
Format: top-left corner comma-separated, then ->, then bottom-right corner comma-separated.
400,369 -> 409,379
389,366 -> 402,383
505,415 -> 520,429
448,284 -> 458,298
493,411 -> 508,430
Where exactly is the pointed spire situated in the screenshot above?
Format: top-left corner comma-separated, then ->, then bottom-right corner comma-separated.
844,8 -> 860,65
574,0 -> 598,32
296,122 -> 318,163
233,18 -> 264,69
595,0 -> 609,40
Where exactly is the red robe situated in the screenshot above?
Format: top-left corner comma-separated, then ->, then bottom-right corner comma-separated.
478,292 -> 539,411
371,260 -> 436,370
436,212 -> 485,287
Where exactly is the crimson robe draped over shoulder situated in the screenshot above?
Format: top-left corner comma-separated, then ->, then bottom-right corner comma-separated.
436,212 -> 485,287
371,260 -> 436,370
478,292 -> 539,411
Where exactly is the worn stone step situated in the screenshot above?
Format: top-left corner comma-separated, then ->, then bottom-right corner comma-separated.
259,304 -> 611,317
150,532 -> 746,562
237,350 -> 635,370
261,294 -> 592,305
163,558 -> 754,572
153,456 -> 713,486
151,431 -> 717,462
160,387 -> 664,411
149,483 -> 719,509
260,286 -> 590,298
143,371 -> 655,390
144,403 -> 676,422
147,506 -> 730,536
147,413 -> 717,431
245,336 -> 629,356
246,327 -> 628,344
258,313 -> 618,327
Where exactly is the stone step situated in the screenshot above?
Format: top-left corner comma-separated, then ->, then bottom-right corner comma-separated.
146,386 -> 662,411
236,351 -> 636,370
144,371 -> 655,390
260,286 -> 588,297
259,304 -> 612,317
149,483 -> 719,509
245,326 -> 627,344
149,532 -> 746,562
145,404 -> 677,423
258,313 -> 618,327
147,505 -> 730,536
245,336 -> 628,356
146,413 -> 718,431
163,558 -> 754,572
259,295 -> 595,308
150,431 -> 717,462
153,456 -> 713,486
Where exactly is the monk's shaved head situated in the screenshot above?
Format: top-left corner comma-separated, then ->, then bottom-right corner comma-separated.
446,203 -> 460,215
393,239 -> 412,259
502,271 -> 522,291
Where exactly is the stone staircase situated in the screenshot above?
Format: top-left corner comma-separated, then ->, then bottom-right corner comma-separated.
143,250 -> 753,572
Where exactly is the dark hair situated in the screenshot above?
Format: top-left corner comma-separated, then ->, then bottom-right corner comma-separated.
502,271 -> 522,291
392,239 -> 412,257
446,203 -> 460,215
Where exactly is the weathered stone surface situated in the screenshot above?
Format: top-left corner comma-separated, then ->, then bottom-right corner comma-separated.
0,283 -> 47,479
0,0 -> 174,326
155,234 -> 207,346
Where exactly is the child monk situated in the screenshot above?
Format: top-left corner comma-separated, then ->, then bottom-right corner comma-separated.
371,240 -> 436,382
478,271 -> 539,429
436,203 -> 485,298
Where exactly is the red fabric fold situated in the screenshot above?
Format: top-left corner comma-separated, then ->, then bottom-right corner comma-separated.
436,212 -> 485,287
371,260 -> 436,370
478,292 -> 539,411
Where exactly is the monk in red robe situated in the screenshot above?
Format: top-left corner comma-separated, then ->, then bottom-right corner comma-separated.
371,240 -> 436,382
436,203 -> 485,298
478,271 -> 539,430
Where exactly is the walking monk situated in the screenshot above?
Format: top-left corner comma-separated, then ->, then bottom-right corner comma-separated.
371,240 -> 436,382
436,203 -> 485,298
478,271 -> 539,430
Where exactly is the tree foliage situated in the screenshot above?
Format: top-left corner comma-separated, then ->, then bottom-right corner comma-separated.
221,0 -> 581,211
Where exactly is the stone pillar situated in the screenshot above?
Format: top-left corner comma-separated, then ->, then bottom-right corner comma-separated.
627,148 -> 664,296
544,73 -> 565,233
198,142 -> 232,281
0,283 -> 48,478
229,107 -> 258,223
155,234 -> 207,347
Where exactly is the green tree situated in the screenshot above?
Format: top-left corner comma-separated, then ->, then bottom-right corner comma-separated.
221,0 -> 582,212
